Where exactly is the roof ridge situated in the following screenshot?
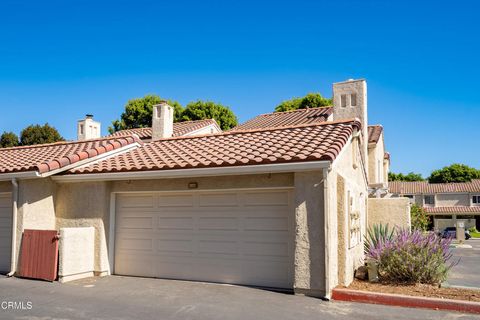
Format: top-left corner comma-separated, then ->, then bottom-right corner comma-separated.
368,124 -> 383,128
0,135 -> 140,151
147,118 -> 361,143
256,106 -> 332,117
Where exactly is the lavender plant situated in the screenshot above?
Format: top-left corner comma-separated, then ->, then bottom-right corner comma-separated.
366,227 -> 457,284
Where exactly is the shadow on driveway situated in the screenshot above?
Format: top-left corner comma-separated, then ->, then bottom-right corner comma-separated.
447,239 -> 480,289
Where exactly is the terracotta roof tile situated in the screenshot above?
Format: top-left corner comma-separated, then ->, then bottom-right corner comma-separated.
424,206 -> 480,214
70,119 -> 361,174
368,125 -> 383,144
389,180 -> 480,194
0,136 -> 141,175
230,107 -> 333,131
110,119 -> 221,140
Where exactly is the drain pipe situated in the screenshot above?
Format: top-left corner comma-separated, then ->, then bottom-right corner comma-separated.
7,178 -> 18,277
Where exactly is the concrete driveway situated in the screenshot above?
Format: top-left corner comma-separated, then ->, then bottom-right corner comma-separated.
447,238 -> 480,289
0,276 -> 477,320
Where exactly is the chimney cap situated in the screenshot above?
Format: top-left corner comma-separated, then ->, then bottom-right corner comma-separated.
86,114 -> 94,119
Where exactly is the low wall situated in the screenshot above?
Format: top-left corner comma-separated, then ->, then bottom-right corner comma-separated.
368,198 -> 411,229
434,218 -> 476,231
58,227 -> 95,283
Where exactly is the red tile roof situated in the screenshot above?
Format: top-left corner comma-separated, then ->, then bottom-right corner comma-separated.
384,152 -> 390,160
70,119 -> 361,174
389,180 -> 480,194
231,107 -> 333,131
0,136 -> 140,175
424,206 -> 480,214
368,125 -> 383,144
109,119 -> 221,140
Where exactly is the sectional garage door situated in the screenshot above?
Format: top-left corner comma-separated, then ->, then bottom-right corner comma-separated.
0,193 -> 12,273
114,189 -> 294,289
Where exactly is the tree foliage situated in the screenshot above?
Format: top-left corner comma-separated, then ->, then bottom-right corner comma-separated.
0,131 -> 20,148
388,172 -> 425,182
428,164 -> 480,183
181,100 -> 238,130
20,124 -> 64,146
275,93 -> 332,112
410,204 -> 430,232
109,95 -> 184,133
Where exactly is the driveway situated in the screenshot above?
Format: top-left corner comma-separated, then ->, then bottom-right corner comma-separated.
447,238 -> 480,289
0,276 -> 477,320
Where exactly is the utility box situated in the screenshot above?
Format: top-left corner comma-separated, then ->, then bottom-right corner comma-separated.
58,227 -> 95,283
456,221 -> 465,242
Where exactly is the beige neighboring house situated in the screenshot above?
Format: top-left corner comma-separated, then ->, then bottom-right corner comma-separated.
390,180 -> 480,231
0,78 -> 404,299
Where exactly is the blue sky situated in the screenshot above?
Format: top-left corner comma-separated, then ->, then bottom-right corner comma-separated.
0,0 -> 478,176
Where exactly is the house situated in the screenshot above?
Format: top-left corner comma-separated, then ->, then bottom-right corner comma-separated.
389,180 -> 480,231
0,78 -> 402,299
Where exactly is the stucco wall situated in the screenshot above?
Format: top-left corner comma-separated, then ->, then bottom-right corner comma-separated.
293,170 -> 325,297
368,132 -> 385,185
368,198 -> 411,229
436,193 -> 470,207
434,218 -> 477,231
330,139 -> 367,290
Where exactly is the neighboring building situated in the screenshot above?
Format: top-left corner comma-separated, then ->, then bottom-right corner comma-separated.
367,125 -> 389,197
0,79 -> 404,299
389,180 -> 480,231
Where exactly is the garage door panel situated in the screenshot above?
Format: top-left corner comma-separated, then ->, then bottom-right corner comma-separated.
158,217 -> 194,230
117,194 -> 154,208
115,189 -> 294,289
157,194 -> 194,207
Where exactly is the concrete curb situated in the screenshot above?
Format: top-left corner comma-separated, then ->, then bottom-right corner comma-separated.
332,288 -> 480,314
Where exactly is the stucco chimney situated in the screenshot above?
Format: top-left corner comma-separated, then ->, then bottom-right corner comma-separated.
77,114 -> 101,141
152,102 -> 174,140
332,79 -> 368,167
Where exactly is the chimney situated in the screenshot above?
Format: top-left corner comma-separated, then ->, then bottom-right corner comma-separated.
152,102 -> 174,140
332,79 -> 368,168
77,114 -> 101,141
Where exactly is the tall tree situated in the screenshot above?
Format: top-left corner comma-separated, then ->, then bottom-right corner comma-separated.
275,93 -> 332,112
20,124 -> 64,146
109,95 -> 184,133
428,164 -> 480,183
181,100 -> 238,130
0,131 -> 19,148
388,172 -> 425,182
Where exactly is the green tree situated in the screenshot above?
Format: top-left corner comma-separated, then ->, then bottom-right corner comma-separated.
181,100 -> 238,130
410,204 -> 430,231
109,95 -> 184,133
388,172 -> 425,182
0,131 -> 20,148
428,164 -> 480,183
20,124 -> 64,146
275,93 -> 332,112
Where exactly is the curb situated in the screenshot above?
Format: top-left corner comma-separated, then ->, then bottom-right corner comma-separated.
332,288 -> 480,314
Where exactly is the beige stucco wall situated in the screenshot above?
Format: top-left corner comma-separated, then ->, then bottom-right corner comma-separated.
328,138 -> 368,291
436,193 -> 470,207
368,198 -> 411,229
367,132 -> 385,186
293,170 -> 325,297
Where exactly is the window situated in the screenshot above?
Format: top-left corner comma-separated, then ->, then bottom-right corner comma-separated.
424,195 -> 435,206
350,93 -> 357,106
473,195 -> 480,205
404,195 -> 414,199
80,124 -> 84,135
341,94 -> 347,107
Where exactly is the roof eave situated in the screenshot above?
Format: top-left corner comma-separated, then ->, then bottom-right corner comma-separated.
52,160 -> 332,183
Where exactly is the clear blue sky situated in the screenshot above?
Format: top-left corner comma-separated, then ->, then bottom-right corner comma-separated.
0,0 -> 478,177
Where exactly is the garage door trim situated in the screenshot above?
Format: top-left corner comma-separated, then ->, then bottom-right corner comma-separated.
0,192 -> 13,274
108,187 -> 294,283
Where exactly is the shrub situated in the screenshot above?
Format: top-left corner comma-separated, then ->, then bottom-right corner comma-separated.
410,204 -> 430,231
469,226 -> 478,233
366,227 -> 457,284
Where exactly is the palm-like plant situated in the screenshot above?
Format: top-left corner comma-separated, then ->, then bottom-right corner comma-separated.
364,223 -> 395,256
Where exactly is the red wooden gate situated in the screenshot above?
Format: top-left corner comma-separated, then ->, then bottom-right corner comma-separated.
19,230 -> 59,281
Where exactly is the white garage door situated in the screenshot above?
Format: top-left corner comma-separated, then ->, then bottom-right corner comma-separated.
0,193 -> 12,273
114,189 -> 294,289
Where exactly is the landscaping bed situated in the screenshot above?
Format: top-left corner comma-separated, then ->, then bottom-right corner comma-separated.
345,279 -> 480,302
